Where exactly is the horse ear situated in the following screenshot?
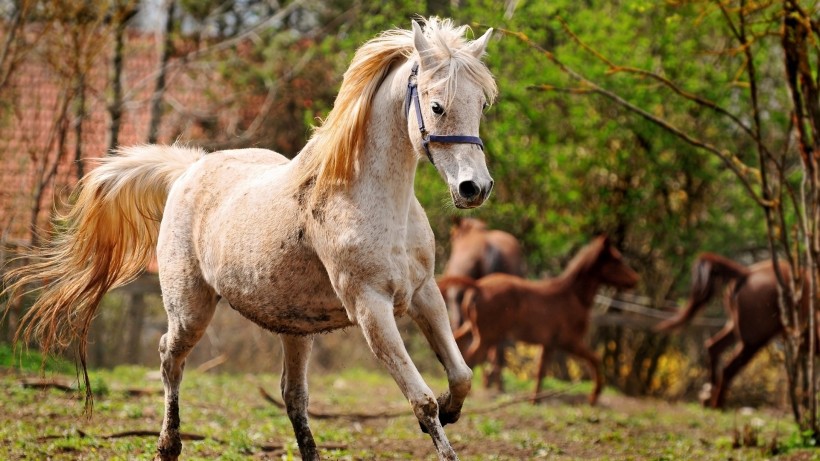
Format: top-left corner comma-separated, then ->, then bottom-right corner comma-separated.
412,20 -> 436,70
465,28 -> 493,59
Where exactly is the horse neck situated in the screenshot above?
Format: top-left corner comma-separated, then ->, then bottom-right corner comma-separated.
353,62 -> 418,215
555,258 -> 601,308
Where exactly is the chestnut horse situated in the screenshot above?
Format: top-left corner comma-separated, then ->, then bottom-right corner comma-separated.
2,18 -> 497,461
440,217 -> 523,388
655,253 -> 808,408
442,217 -> 524,327
441,235 -> 638,405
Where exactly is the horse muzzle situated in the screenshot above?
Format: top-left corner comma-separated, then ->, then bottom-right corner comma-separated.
452,178 -> 493,209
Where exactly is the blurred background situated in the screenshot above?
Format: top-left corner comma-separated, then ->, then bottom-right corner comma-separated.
0,0 -> 799,409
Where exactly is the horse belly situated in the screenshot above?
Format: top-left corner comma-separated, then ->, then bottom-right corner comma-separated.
229,297 -> 352,335
224,278 -> 351,334
215,252 -> 352,335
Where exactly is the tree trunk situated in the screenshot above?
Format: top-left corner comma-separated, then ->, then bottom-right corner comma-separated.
147,0 -> 175,144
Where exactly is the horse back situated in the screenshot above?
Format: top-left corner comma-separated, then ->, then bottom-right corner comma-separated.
470,274 -> 568,344
484,230 -> 524,276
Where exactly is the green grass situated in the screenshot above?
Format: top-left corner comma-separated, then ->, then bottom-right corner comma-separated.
0,360 -> 817,460
0,343 -> 75,374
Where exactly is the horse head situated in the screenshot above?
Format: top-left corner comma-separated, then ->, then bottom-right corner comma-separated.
596,235 -> 639,289
408,19 -> 497,209
449,216 -> 488,241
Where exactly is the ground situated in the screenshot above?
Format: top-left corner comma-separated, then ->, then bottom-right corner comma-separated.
0,355 -> 817,460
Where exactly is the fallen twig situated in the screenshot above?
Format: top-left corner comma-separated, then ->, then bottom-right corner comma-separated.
195,353 -> 228,373
20,378 -> 74,392
259,386 -> 410,420
35,428 -> 347,452
259,385 -> 572,419
121,387 -> 162,397
466,388 -> 571,415
36,429 -> 210,443
19,378 -> 161,398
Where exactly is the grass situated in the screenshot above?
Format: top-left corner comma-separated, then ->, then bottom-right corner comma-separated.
0,347 -> 818,460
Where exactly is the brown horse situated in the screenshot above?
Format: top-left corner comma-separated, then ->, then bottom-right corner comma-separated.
441,217 -> 524,327
655,253 -> 808,408
442,235 -> 639,405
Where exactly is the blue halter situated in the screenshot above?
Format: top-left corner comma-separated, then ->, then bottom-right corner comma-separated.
404,62 -> 484,165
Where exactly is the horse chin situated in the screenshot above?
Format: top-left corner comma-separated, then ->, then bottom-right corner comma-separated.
450,193 -> 485,209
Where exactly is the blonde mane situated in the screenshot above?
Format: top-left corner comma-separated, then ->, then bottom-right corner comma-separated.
295,17 -> 498,197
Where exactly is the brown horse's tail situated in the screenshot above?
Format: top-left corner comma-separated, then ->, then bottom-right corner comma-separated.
2,144 -> 204,408
436,275 -> 479,348
654,252 -> 750,332
437,275 -> 479,293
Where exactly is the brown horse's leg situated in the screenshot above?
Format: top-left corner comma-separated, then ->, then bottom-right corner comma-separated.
565,341 -> 603,406
483,346 -> 501,390
280,335 -> 318,461
531,345 -> 552,404
155,285 -> 217,461
711,342 -> 760,409
444,285 -> 464,329
409,279 -> 474,430
451,321 -> 474,366
358,287 -> 458,461
704,322 -> 735,404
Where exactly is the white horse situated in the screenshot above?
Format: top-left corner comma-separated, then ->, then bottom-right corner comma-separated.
3,17 -> 497,461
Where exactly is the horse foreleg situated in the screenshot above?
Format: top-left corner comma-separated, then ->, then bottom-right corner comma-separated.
565,341 -> 603,406
155,289 -> 217,461
280,334 -> 318,460
410,279 -> 474,424
357,287 -> 458,461
532,345 -> 553,404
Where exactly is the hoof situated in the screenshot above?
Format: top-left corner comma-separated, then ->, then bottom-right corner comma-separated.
156,435 -> 182,461
419,392 -> 461,434
153,454 -> 178,461
436,391 -> 462,427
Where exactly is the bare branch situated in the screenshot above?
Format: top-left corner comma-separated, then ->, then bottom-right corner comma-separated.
497,27 -> 766,206
554,15 -> 775,166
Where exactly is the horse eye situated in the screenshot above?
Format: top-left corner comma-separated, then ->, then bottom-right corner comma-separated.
431,101 -> 444,115
482,102 -> 489,110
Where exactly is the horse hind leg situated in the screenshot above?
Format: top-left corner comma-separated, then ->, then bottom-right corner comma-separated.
484,345 -> 505,391
704,322 -> 736,406
711,341 -> 761,409
155,283 -> 218,461
280,334 -> 318,461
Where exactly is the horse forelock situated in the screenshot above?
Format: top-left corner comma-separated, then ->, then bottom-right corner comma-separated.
419,18 -> 498,111
296,17 -> 497,197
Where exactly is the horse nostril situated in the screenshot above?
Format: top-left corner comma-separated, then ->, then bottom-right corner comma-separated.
458,180 -> 481,199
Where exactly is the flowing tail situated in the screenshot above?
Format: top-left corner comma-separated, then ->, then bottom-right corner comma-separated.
436,275 -> 479,356
654,252 -> 750,332
2,144 -> 204,406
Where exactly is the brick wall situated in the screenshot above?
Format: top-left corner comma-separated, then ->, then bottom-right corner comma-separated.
0,29 -> 223,245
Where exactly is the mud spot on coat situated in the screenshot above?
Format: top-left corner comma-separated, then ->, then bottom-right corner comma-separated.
294,176 -> 316,209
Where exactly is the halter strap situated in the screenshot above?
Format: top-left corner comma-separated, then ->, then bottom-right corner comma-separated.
405,62 -> 484,165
